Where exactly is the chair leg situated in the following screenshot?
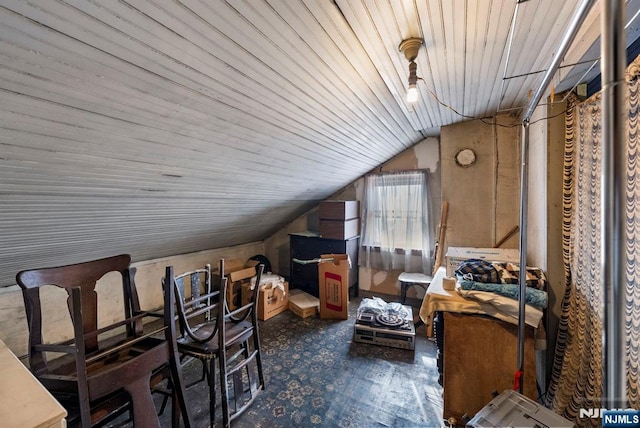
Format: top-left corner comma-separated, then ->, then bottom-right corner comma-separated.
171,387 -> 180,428
220,354 -> 230,428
255,342 -> 265,390
232,364 -> 243,411
400,282 -> 409,304
158,394 -> 169,416
242,341 -> 251,388
242,341 -> 259,397
156,378 -> 171,416
208,358 -> 217,428
181,356 -> 207,389
167,352 -> 192,428
123,374 -> 161,428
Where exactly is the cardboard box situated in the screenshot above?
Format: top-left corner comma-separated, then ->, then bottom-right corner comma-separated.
216,259 -> 259,281
229,266 -> 257,283
227,279 -> 245,311
319,200 -> 360,220
288,289 -> 319,319
257,281 -> 289,321
241,281 -> 289,321
245,259 -> 260,269
319,218 -> 359,240
220,258 -> 247,273
445,247 -> 520,277
217,259 -> 260,310
240,282 -> 253,307
318,254 -> 350,319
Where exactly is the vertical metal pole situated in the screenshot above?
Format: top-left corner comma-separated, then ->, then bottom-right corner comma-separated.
517,121 -> 530,394
601,0 -> 627,410
517,0 -> 596,395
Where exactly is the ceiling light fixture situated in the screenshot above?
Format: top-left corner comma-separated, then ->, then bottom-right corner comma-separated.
399,37 -> 423,103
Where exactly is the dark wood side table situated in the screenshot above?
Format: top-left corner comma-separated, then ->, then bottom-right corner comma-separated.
289,233 -> 359,298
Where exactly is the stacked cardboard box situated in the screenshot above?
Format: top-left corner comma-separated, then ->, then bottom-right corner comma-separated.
319,200 -> 360,240
219,258 -> 259,311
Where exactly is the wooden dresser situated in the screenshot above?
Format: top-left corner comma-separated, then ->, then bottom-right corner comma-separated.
289,232 -> 359,298
442,312 -> 536,424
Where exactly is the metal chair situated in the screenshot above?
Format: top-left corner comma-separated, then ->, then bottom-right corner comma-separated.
16,254 -> 191,428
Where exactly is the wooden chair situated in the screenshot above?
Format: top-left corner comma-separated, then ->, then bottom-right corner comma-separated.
16,254 -> 191,428
219,262 -> 266,427
164,260 -> 266,428
163,262 -> 221,428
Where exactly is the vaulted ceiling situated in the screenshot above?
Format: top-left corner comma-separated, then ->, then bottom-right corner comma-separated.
1,0 -> 639,286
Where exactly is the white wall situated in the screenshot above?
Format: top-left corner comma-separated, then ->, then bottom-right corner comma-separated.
528,104 -> 549,269
0,241 -> 263,358
528,99 -> 567,385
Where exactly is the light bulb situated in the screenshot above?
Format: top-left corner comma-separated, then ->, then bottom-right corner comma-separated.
406,85 -> 418,103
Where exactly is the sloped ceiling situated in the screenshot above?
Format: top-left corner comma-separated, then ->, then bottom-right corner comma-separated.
0,0 -> 637,286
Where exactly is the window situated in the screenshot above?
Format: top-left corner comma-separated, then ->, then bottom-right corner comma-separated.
360,170 -> 433,273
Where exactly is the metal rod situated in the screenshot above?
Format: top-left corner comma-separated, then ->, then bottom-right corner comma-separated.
503,58 -> 601,80
601,0 -> 627,410
498,1 -> 521,113
517,0 -> 596,393
522,0 -> 596,122
517,121 -> 530,395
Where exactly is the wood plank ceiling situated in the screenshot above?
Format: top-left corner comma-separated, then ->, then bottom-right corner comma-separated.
0,0 -> 635,286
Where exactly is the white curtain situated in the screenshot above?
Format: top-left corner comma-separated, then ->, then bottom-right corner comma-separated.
360,170 -> 433,273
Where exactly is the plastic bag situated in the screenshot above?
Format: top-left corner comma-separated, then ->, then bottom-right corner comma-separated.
357,297 -> 411,320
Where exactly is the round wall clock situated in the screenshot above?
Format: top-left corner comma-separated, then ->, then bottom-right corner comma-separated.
455,148 -> 477,167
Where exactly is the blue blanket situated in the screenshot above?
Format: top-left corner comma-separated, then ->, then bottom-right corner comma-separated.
457,277 -> 548,309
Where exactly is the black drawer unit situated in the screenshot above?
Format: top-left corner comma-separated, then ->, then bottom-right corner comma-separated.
289,233 -> 359,298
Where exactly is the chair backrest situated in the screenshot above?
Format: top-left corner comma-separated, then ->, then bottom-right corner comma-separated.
16,254 -> 138,373
165,260 -> 226,343
15,254 -> 179,428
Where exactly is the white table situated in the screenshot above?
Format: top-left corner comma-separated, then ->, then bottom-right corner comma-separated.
0,339 -> 67,428
398,271 -> 432,304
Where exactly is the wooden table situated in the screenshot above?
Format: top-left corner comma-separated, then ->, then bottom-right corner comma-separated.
0,339 -> 67,428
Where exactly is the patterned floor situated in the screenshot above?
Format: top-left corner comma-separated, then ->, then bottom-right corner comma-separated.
121,297 -> 444,427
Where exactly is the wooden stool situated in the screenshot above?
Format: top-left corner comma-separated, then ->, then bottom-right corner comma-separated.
398,272 -> 432,304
